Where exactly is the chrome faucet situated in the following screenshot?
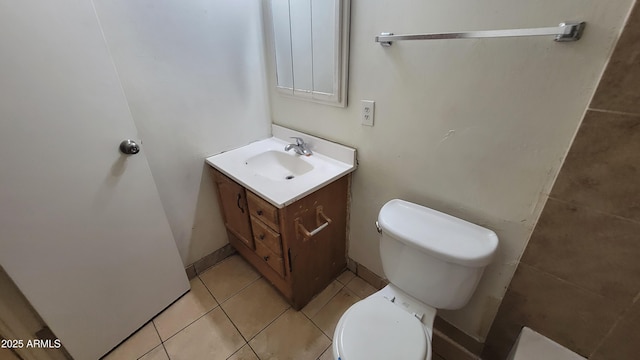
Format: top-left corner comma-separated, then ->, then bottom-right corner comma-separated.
284,137 -> 312,156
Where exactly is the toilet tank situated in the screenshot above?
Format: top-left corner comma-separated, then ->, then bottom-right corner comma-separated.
377,199 -> 498,309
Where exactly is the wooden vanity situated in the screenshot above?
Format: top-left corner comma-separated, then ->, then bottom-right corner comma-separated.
211,168 -> 349,309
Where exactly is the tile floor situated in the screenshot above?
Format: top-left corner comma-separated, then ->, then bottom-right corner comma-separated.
103,255 -> 446,360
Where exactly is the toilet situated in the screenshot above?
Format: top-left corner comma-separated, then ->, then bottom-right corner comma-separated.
333,199 -> 499,360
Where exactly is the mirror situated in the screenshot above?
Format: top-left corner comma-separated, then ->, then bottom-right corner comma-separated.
268,0 -> 350,107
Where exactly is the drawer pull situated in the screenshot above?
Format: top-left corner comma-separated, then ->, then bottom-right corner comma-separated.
259,234 -> 265,240
236,193 -> 244,213
257,210 -> 264,216
295,206 -> 332,240
263,255 -> 270,261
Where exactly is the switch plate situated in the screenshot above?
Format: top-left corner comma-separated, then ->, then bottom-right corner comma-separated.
361,100 -> 375,126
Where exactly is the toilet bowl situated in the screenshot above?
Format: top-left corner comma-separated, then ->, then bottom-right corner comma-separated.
333,284 -> 436,360
332,199 -> 498,360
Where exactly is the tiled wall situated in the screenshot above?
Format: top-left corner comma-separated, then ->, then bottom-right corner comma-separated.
483,3 -> 640,359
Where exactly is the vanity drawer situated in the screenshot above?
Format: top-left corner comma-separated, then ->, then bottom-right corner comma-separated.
250,215 -> 283,256
255,240 -> 285,278
246,191 -> 279,231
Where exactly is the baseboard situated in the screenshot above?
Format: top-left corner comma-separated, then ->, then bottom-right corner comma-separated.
434,316 -> 484,356
184,244 -> 237,280
433,328 -> 481,360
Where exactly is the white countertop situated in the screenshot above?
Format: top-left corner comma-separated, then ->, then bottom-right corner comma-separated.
205,125 -> 356,208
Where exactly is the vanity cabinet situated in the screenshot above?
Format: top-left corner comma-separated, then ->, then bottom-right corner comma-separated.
211,168 -> 348,309
214,171 -> 254,249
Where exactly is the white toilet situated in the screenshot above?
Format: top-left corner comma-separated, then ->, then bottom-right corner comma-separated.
333,199 -> 499,360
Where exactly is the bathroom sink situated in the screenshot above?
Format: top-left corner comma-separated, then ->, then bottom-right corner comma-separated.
244,150 -> 314,181
205,125 -> 356,208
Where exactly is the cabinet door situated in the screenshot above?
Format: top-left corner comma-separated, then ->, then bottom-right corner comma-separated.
214,171 -> 254,248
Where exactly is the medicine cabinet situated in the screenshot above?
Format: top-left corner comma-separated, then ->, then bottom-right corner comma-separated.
267,0 -> 350,107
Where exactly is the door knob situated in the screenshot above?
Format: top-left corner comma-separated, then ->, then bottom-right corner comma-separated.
119,140 -> 140,155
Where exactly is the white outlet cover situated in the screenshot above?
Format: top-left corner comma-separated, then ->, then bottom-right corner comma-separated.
361,100 -> 375,126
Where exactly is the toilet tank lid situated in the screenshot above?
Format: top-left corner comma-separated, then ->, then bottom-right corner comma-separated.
378,199 -> 498,267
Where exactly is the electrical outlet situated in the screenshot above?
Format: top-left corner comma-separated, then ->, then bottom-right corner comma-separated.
361,100 -> 375,126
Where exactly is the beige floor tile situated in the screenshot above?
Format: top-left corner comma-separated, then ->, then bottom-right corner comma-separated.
312,288 -> 360,339
250,309 -> 330,360
336,270 -> 356,285
345,276 -> 377,298
318,346 -> 334,360
163,307 -> 244,360
139,345 -> 168,360
103,322 -> 161,360
302,280 -> 344,318
199,255 -> 260,302
221,278 -> 290,339
227,344 -> 258,360
153,277 -> 218,341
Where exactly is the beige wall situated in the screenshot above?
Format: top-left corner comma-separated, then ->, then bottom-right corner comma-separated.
93,0 -> 272,265
265,0 -> 634,340
484,2 -> 640,359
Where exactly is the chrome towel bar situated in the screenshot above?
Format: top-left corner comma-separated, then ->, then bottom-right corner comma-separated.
375,21 -> 585,46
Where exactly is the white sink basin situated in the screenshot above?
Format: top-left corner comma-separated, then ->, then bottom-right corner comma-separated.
206,125 -> 356,208
245,150 -> 314,181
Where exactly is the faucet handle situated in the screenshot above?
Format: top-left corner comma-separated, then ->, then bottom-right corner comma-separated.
290,137 -> 304,146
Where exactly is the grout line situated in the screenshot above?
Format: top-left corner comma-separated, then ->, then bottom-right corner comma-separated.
547,196 -> 640,226
156,276 -> 226,343
225,344 -> 248,360
335,270 -> 356,286
203,274 -> 290,344
588,304 -> 632,358
198,275 -> 254,343
196,248 -> 238,276
221,276 -> 263,304
307,314 -> 334,343
150,321 -> 162,343
305,287 -> 362,342
245,306 -> 292,342
342,276 -> 356,289
200,273 -> 262,305
161,343 -> 171,360
196,251 -> 238,277
246,342 -> 261,359
317,343 -> 332,360
516,262 -> 617,301
158,306 -> 219,343
217,303 -> 252,343
135,344 -> 159,360
300,283 -> 345,322
587,108 -> 640,117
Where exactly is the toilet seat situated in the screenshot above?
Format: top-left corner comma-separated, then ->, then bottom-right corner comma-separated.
334,297 -> 429,360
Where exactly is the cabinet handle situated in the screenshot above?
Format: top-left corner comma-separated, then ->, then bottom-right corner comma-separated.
295,206 -> 332,240
259,234 -> 265,240
236,193 -> 244,213
257,210 -> 263,216
263,255 -> 270,261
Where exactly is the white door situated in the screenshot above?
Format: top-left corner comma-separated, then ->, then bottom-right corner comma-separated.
0,1 -> 189,359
